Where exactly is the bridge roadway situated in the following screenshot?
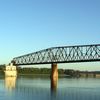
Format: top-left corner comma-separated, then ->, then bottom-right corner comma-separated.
11,44 -> 100,89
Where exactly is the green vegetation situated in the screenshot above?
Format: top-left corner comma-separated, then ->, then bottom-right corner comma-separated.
0,65 -> 5,76
18,67 -> 66,75
14,67 -> 100,78
17,67 -> 79,77
64,69 -> 80,77
0,64 -> 100,78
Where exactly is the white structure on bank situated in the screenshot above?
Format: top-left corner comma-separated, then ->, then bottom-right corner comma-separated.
5,63 -> 17,77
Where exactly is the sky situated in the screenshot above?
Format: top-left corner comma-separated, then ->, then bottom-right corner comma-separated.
0,0 -> 100,71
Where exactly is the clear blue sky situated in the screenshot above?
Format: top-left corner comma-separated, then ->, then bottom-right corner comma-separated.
0,0 -> 100,70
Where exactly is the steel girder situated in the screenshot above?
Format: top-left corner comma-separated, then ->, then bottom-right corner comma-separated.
12,44 -> 100,65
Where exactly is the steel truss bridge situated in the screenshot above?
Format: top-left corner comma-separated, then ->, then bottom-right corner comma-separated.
12,44 -> 100,65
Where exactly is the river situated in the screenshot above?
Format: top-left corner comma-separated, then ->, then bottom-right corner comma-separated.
0,76 -> 100,100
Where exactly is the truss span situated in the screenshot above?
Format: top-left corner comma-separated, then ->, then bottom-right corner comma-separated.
12,44 -> 100,65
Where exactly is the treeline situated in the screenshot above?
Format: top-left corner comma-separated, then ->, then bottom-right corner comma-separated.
0,65 -> 5,75
17,67 -> 81,77
64,69 -> 80,77
12,67 -> 100,77
1,64 -> 100,77
17,67 -> 65,75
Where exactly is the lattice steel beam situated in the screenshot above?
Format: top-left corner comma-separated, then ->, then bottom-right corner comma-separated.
12,44 -> 100,65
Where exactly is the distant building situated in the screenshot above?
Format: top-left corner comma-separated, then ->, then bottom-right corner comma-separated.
4,63 -> 17,77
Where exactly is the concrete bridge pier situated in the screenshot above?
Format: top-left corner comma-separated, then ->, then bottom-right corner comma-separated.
51,63 -> 58,80
51,63 -> 58,92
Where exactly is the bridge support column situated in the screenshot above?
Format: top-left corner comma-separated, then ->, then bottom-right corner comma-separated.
51,63 -> 58,91
51,63 -> 58,80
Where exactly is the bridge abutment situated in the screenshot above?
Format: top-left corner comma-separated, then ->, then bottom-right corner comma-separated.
4,63 -> 17,77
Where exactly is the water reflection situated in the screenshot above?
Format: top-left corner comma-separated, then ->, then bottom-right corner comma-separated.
2,77 -> 100,100
5,77 -> 16,91
51,77 -> 58,100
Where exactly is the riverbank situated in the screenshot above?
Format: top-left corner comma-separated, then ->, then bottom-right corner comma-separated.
1,64 -> 100,78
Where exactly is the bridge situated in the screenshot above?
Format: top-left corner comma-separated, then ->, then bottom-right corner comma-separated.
12,44 -> 99,76
11,44 -> 100,90
12,44 -> 100,65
